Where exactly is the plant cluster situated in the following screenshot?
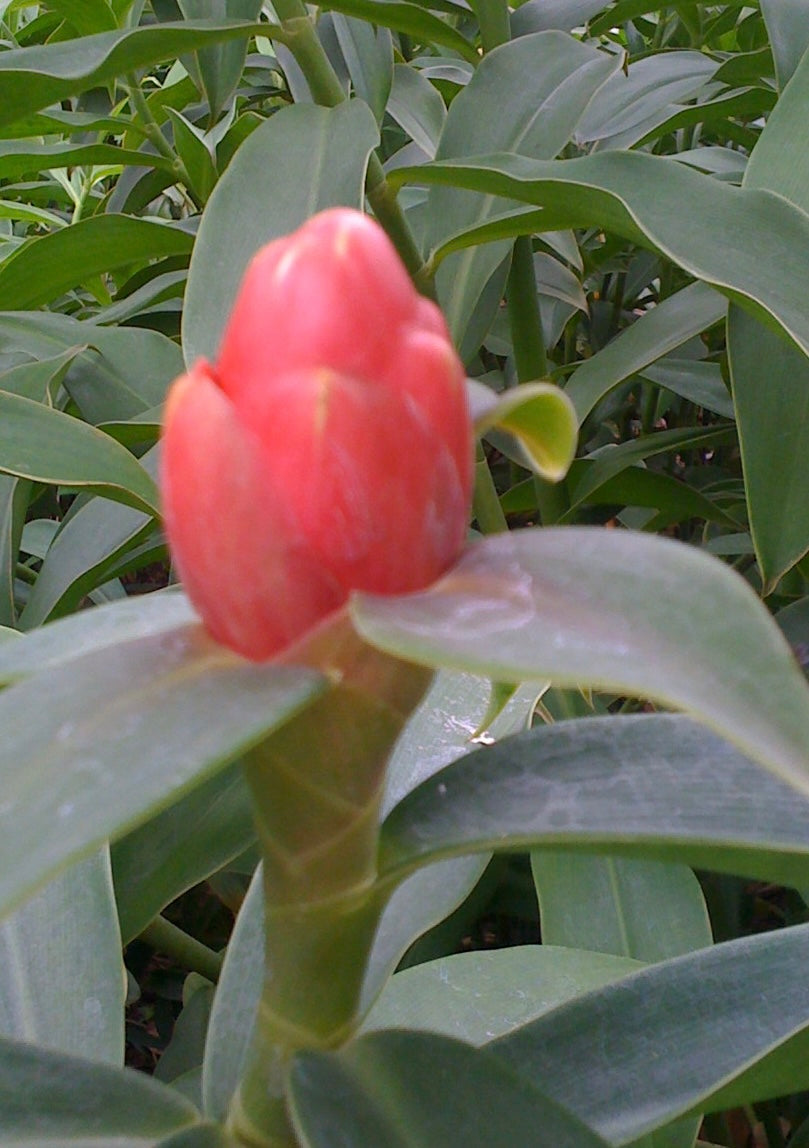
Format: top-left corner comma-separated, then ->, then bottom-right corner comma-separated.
0,1 -> 809,1146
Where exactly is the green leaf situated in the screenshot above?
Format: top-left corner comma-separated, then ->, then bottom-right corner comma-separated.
0,197 -> 66,230
0,216 -> 194,311
320,0 -> 477,63
0,850 -> 123,1065
564,425 -> 735,516
387,62 -> 446,157
0,624 -> 325,921
19,497 -> 157,629
532,854 -> 711,961
392,150 -> 809,361
353,529 -> 809,793
428,31 -> 620,346
178,1 -> 264,120
0,347 -> 84,404
156,981 -> 215,1087
728,315 -> 809,590
113,762 -> 255,943
166,109 -> 218,203
362,945 -> 641,1045
45,0 -> 118,35
0,313 -> 182,421
332,15 -> 393,126
290,1030 -> 612,1148
0,475 -> 28,628
0,1034 -> 199,1142
0,390 -> 159,515
183,100 -> 379,365
761,0 -> 809,89
0,139 -> 175,182
470,379 -> 578,481
573,51 -> 719,150
0,589 -> 196,683
201,862 -> 262,1120
640,358 -> 734,419
0,21 -> 269,128
378,714 -> 809,889
511,0 -> 615,35
490,922 -> 809,1143
365,677 -> 539,1007
727,45 -> 809,590
550,463 -> 740,531
564,281 -> 728,424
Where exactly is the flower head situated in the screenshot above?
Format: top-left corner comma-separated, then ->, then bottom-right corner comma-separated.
161,209 -> 472,661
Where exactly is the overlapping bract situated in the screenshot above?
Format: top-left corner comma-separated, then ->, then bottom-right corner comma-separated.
161,209 -> 472,660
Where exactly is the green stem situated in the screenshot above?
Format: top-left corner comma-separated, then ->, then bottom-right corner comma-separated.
139,915 -> 224,983
14,562 -> 36,585
473,441 -> 508,533
507,236 -> 568,525
226,618 -> 433,1147
124,73 -> 202,211
270,0 -> 433,295
507,236 -> 546,381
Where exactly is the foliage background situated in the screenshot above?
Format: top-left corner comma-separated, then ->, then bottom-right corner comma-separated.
2,0 -> 809,1145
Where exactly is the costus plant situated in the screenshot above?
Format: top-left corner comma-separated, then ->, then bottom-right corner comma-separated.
1,4 -> 809,1148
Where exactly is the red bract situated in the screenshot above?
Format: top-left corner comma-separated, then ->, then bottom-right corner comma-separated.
161,208 -> 472,661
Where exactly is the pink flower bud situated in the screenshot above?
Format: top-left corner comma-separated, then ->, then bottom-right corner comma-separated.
160,209 -> 472,661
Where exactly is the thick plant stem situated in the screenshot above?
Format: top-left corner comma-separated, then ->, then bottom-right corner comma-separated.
226,616 -> 432,1147
270,0 -> 433,295
507,235 -> 569,525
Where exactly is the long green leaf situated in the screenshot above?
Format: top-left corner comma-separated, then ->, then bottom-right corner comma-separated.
112,762 -> 255,943
490,921 -> 809,1143
0,313 -> 182,420
0,589 -> 196,683
353,530 -> 809,794
392,150 -> 809,359
0,624 -> 325,920
290,1030 -> 612,1148
727,44 -> 809,590
427,31 -> 620,344
761,0 -> 809,89
0,216 -> 194,311
321,0 -> 477,63
19,498 -> 156,630
564,281 -> 727,424
0,851 -> 123,1066
378,714 -> 809,887
0,21 -> 268,127
0,390 -> 159,515
0,1035 -> 199,1142
532,853 -> 711,960
0,140 -> 175,182
178,1 -> 264,120
362,945 -> 641,1045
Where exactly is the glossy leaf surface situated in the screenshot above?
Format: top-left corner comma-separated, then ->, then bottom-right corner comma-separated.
0,624 -> 324,920
355,531 -> 809,793
379,714 -> 809,888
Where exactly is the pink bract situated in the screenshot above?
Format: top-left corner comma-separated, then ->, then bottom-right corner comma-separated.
160,208 -> 472,661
